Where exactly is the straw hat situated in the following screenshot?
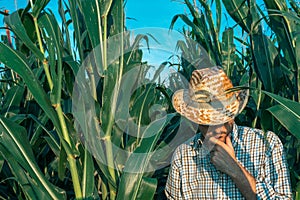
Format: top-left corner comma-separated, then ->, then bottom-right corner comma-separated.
172,66 -> 248,125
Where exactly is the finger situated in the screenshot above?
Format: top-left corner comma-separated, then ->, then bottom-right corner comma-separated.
206,137 -> 218,152
210,153 -> 216,164
210,150 -> 217,161
208,136 -> 218,145
225,134 -> 233,149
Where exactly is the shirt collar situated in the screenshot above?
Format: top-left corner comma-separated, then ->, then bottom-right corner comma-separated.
190,133 -> 204,151
231,122 -> 239,148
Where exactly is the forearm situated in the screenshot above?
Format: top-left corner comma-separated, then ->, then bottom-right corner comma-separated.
229,162 -> 256,200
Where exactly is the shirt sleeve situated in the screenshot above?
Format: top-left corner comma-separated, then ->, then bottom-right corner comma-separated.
165,147 -> 183,200
255,132 -> 292,199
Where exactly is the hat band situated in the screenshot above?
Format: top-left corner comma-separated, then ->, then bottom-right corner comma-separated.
183,90 -> 237,109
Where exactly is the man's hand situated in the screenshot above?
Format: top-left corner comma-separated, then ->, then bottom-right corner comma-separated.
209,135 -> 239,176
206,134 -> 257,199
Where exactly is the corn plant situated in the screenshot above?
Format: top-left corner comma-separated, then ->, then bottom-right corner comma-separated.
171,0 -> 300,197
0,0 -> 184,199
1,0 -> 299,199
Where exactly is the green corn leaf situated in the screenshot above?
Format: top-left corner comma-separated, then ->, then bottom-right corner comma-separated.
170,14 -> 206,41
0,117 -> 66,200
101,65 -> 117,134
251,32 -> 277,92
31,0 -> 50,18
0,85 -> 25,117
296,28 -> 300,102
222,28 -> 235,76
58,0 -> 72,54
0,144 -> 49,200
44,136 -> 60,156
0,153 -> 4,172
82,149 -> 97,199
100,0 -> 114,17
21,13 -> 38,43
264,0 -> 297,72
198,0 -> 221,62
117,174 -> 157,200
76,0 -> 101,48
124,34 -> 149,66
130,83 -> 158,126
58,144 -> 67,181
44,36 -> 57,83
26,114 -> 58,151
116,114 -> 175,200
109,0 -> 123,35
137,177 -> 157,199
221,0 -> 250,32
63,63 -> 75,96
72,69 -> 115,186
248,1 -> 278,93
67,0 -> 84,60
184,0 -> 201,26
262,91 -> 300,139
170,13 -> 212,59
114,64 -> 152,138
64,57 -> 80,75
289,0 -> 300,14
4,11 -> 43,60
262,91 -> 300,117
296,182 -> 300,200
264,105 -> 300,139
38,12 -> 63,105
0,43 -> 60,131
215,0 -> 222,36
152,62 -> 169,82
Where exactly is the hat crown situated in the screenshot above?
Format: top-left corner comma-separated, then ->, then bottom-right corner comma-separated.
189,66 -> 234,103
172,66 -> 249,125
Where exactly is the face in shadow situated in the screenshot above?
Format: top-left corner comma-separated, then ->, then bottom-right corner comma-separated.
199,120 -> 234,144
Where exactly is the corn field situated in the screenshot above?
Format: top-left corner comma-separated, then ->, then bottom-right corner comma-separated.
0,0 -> 299,199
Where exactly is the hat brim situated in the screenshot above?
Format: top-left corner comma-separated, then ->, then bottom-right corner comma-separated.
172,89 -> 248,125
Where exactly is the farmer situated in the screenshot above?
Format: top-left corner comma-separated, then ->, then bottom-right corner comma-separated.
165,66 -> 292,199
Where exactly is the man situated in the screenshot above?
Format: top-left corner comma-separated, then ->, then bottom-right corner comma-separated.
165,66 -> 292,199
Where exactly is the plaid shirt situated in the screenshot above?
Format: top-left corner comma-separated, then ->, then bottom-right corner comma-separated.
165,123 -> 292,199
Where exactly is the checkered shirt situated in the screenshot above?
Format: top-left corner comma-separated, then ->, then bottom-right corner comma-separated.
165,123 -> 292,199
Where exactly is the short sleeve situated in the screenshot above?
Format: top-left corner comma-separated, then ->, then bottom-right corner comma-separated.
255,132 -> 292,199
165,147 -> 183,200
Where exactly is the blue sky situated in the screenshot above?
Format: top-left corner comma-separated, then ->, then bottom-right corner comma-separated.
0,0 -> 191,69
0,0 -> 241,42
124,0 -> 188,68
0,0 -> 242,73
0,0 -> 186,30
125,0 -> 186,30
